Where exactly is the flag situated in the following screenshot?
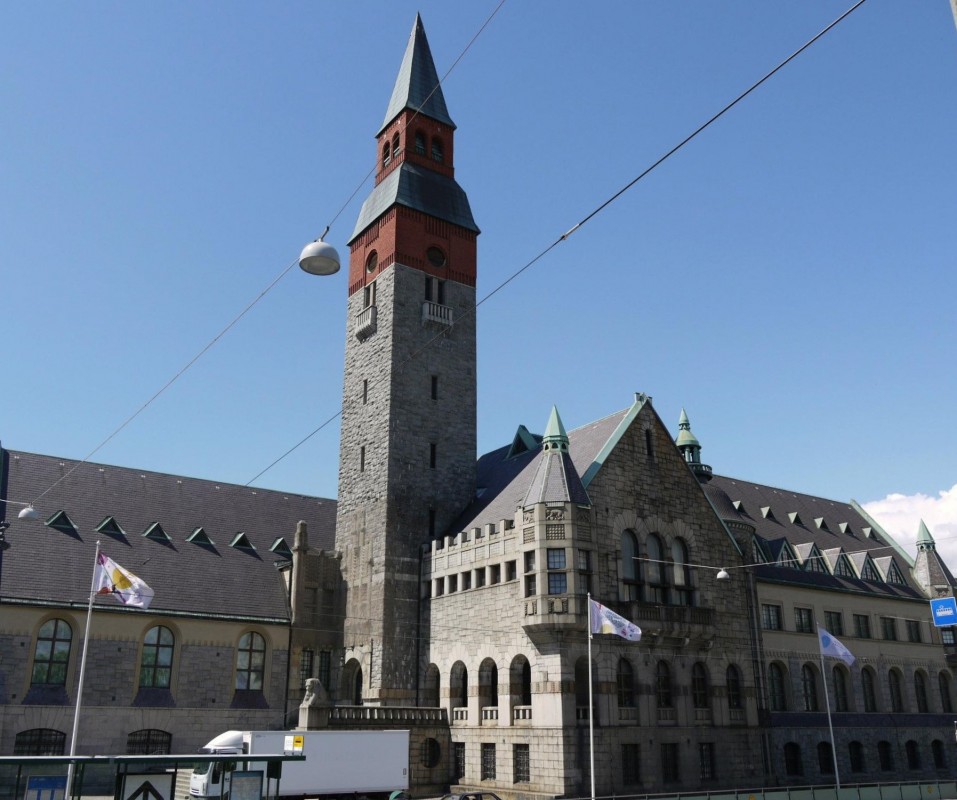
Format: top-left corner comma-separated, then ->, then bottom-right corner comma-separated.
818,626 -> 854,666
94,553 -> 154,609
589,598 -> 641,642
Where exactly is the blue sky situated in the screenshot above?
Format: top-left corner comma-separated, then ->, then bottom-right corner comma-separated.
2,2 -> 955,558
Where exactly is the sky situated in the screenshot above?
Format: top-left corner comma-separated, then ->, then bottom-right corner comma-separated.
2,2 -> 955,564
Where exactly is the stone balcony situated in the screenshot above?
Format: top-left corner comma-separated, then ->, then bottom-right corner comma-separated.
355,305 -> 377,339
422,300 -> 453,326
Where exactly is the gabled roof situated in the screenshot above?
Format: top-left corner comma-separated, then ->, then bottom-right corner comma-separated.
1,449 -> 336,620
378,14 -> 455,136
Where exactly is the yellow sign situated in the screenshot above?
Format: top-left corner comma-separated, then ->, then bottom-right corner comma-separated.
293,735 -> 304,753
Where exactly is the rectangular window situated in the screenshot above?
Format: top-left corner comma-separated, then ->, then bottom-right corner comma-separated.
299,648 -> 314,687
490,564 -> 501,584
481,743 -> 496,780
699,743 -> 715,780
461,571 -> 471,591
434,579 -> 444,597
505,560 -> 517,582
854,614 -> 872,639
362,379 -> 368,404
943,627 -> 955,645
546,548 -> 566,570
548,573 -> 567,594
622,743 -> 640,785
906,619 -> 922,643
431,374 -> 438,400
448,574 -> 458,593
524,575 -> 537,597
475,569 -> 486,588
881,616 -> 897,641
359,446 -> 366,472
762,604 -> 782,630
513,743 -> 530,783
453,742 -> 465,782
430,443 -> 437,469
578,549 -> 592,595
661,743 -> 680,784
364,280 -> 376,308
425,276 -> 433,302
795,607 -> 814,633
824,611 -> 844,636
524,551 -> 536,572
318,651 -> 331,690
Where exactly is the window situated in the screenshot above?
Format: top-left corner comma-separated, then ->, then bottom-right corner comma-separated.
862,668 -> 877,712
795,607 -> 814,633
524,551 -> 535,572
726,664 -> 742,710
481,743 -> 496,780
849,741 -> 865,773
359,446 -> 366,472
431,136 -> 444,163
646,534 -> 668,604
475,568 -> 486,588
617,659 -> 635,707
656,661 -> 673,708
414,131 -> 426,156
878,740 -> 894,771
505,560 -> 517,581
362,379 -> 368,404
513,743 -> 530,783
490,564 -> 501,584
769,663 -> 787,711
32,619 -> 72,686
431,374 -> 438,400
881,616 -> 897,641
661,742 -> 680,784
426,246 -> 446,268
363,279 -> 376,307
524,574 -> 536,597
824,611 -> 844,636
392,133 -> 400,158
448,574 -> 458,593
762,604 -> 782,630
915,672 -> 929,713
382,143 -> 391,168
15,729 -> 65,756
672,538 -> 692,605
933,739 -> 946,769
699,742 -> 715,780
236,632 -> 265,691
692,663 -> 710,709
429,443 -> 437,469
833,667 -> 849,712
461,571 -> 471,591
365,250 -> 378,274
428,508 -> 436,538
140,626 -> 174,688
622,743 -> 640,785
817,742 -> 834,774
453,742 -> 465,781
889,670 -> 904,712
906,619 -> 922,643
784,742 -> 803,776
127,729 -> 172,755
318,651 -> 331,690
577,549 -> 592,595
853,614 -> 872,639
905,740 -> 921,770
621,530 -> 640,601
420,737 -> 440,769
940,672 -> 953,713
943,627 -> 955,645
801,665 -> 818,712
547,548 -> 566,595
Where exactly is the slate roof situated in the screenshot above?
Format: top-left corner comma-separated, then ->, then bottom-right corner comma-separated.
709,473 -> 924,600
449,407 -> 631,534
378,14 -> 455,136
0,448 -> 336,621
348,162 -> 479,243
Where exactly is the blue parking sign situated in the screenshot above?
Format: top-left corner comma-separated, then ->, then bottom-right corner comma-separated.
930,597 -> 957,627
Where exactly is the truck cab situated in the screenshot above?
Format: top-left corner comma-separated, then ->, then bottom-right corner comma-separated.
189,730 -> 244,798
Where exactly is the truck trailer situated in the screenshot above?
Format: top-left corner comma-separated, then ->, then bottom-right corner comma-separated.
189,729 -> 410,800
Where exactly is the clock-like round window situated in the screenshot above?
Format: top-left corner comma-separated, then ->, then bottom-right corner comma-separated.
426,247 -> 446,268
366,251 -> 378,273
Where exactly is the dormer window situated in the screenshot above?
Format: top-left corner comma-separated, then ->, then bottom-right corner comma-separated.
431,136 -> 444,163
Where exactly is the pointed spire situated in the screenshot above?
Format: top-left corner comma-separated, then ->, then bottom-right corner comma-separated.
542,405 -> 569,451
675,408 -> 700,449
521,406 -> 589,508
379,14 -> 455,136
674,408 -> 712,483
917,519 -> 935,549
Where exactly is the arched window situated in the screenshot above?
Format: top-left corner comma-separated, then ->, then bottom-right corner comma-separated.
726,664 -> 743,710
450,661 -> 468,709
768,663 -> 787,711
915,671 -> 929,713
862,667 -> 878,712
140,626 -> 174,688
784,742 -> 803,776
365,250 -> 378,274
817,741 -> 834,774
656,661 -> 673,709
848,741 -> 865,773
905,740 -> 921,770
520,659 -> 531,705
431,136 -> 444,163
932,739 -> 946,769
479,658 -> 498,709
889,670 -> 904,712
353,665 -> 363,705
671,538 -> 692,605
801,664 -> 818,712
15,729 -> 65,756
414,131 -> 426,156
832,666 -> 849,712
31,619 -> 72,686
382,142 -> 391,168
941,671 -> 954,713
692,663 -> 710,709
423,664 -> 440,707
621,530 -> 640,601
878,740 -> 894,771
420,737 -> 441,768
235,631 -> 265,691
617,659 -> 635,707
126,729 -> 172,755
646,534 -> 668,604
392,133 -> 400,158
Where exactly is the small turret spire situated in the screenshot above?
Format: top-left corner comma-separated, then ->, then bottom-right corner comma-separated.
674,408 -> 712,483
542,405 -> 569,452
917,519 -> 935,550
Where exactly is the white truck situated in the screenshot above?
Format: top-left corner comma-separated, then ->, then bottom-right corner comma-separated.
189,729 -> 410,800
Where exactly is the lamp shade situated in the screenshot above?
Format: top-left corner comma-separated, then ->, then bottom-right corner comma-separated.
18,505 -> 39,520
299,240 -> 341,276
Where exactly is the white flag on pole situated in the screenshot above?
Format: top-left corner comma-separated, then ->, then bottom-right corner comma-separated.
589,598 -> 641,642
818,626 -> 854,666
94,553 -> 154,609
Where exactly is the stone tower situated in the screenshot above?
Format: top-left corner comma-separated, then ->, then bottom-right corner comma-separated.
335,14 -> 479,705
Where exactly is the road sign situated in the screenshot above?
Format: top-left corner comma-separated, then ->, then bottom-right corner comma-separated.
121,773 -> 172,800
930,597 -> 957,627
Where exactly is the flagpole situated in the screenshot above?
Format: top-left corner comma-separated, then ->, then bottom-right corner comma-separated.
66,541 -> 101,799
587,593 -> 596,800
818,645 -> 841,788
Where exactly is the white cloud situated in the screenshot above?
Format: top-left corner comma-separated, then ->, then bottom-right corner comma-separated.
862,483 -> 957,568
